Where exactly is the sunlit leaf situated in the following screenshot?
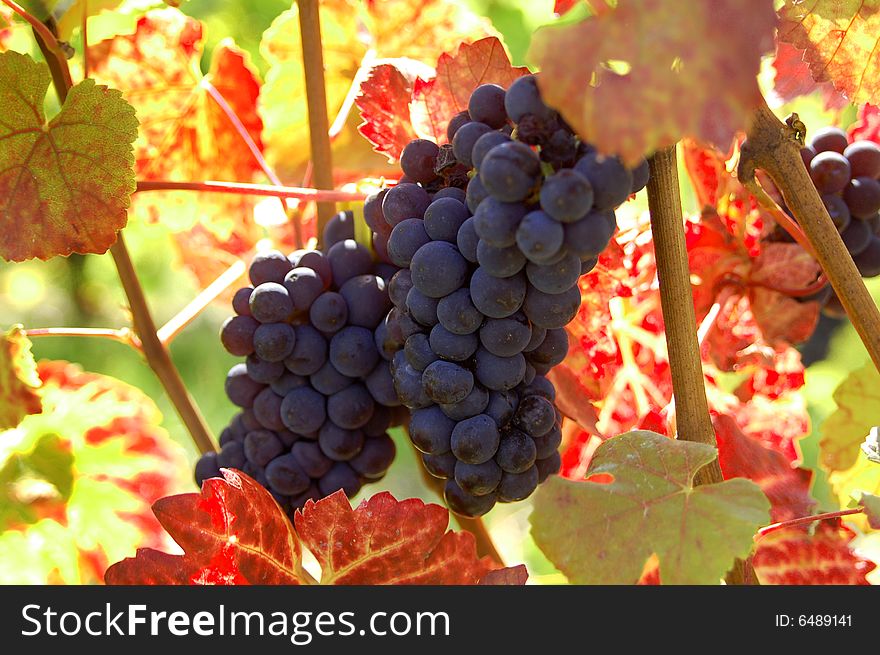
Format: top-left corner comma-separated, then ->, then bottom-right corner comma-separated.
820,364 -> 880,472
778,0 -> 880,104
830,450 -> 880,531
863,493 -> 880,530
0,326 -> 42,430
528,0 -> 776,164
531,430 -> 770,584
0,51 -> 138,261
848,103 -> 880,143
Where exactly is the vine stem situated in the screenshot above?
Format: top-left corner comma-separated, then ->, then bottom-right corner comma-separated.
739,97 -> 880,372
31,22 -> 217,456
111,234 -> 216,455
647,145 -> 755,586
26,327 -> 141,350
135,180 -> 364,202
297,0 -> 336,242
407,442 -> 505,566
756,508 -> 864,538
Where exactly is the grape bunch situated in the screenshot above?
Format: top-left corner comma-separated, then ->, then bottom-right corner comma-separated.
194,214 -> 404,518
376,74 -> 648,517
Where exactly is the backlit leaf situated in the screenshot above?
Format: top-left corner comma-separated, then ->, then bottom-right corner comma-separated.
830,450 -> 880,531
863,493 -> 880,530
820,364 -> 880,472
771,41 -> 848,109
107,477 -> 524,585
849,103 -> 880,143
778,0 -> 880,104
0,361 -> 190,584
0,326 -> 42,430
531,430 -> 770,584
528,0 -> 776,164
0,51 -> 138,261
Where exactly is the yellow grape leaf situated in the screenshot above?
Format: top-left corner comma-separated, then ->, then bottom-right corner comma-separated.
0,326 -> 42,430
528,0 -> 777,164
778,0 -> 880,104
820,363 -> 880,472
830,450 -> 880,532
259,0 -> 494,178
0,361 -> 190,584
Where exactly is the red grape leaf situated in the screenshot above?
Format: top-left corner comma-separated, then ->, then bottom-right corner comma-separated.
260,0 -> 493,178
0,326 -> 42,430
753,521 -> 876,584
771,41 -> 848,109
531,430 -> 770,584
89,9 -> 264,239
410,37 -> 529,145
0,5 -> 13,50
821,363 -> 880,472
295,491 -> 501,584
0,51 -> 138,262
355,60 -> 431,162
554,0 -> 580,15
107,477 -> 523,585
0,361 -> 190,583
547,365 -> 600,436
777,0 -> 880,104
715,415 -> 814,522
849,102 -> 880,143
529,0 -> 776,164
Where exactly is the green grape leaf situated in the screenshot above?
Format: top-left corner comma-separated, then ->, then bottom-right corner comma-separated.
531,431 -> 770,584
0,51 -> 138,262
0,361 -> 190,584
863,493 -> 880,530
820,364 -> 880,472
0,326 -> 42,430
527,0 -> 776,164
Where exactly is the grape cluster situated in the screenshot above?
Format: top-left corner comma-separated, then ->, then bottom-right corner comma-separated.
377,74 -> 647,516
195,214 -> 403,518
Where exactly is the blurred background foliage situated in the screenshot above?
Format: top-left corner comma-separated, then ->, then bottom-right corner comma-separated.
1,0 -> 878,581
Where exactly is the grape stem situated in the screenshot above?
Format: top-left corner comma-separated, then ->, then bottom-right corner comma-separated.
135,179 -> 364,201
756,508 -> 864,538
407,441 -> 505,566
297,0 -> 336,243
739,97 -> 880,373
31,24 -> 217,456
647,145 -> 756,586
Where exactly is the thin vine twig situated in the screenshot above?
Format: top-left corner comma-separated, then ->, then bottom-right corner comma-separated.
26,327 -> 141,350
647,145 -> 756,585
135,179 -> 365,202
756,508 -> 864,538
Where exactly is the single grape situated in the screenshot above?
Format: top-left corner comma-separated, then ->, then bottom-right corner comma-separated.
516,210 -> 564,262
844,140 -> 880,179
630,159 -> 650,194
271,371 -> 309,396
479,312 -> 532,358
406,287 -> 440,327
581,257 -> 598,275
473,197 -> 528,248
476,240 -> 527,277
246,354 -> 285,384
409,406 -> 456,454
326,240 -> 374,286
252,388 -> 285,431
452,121 -> 493,168
388,269 -> 413,309
809,151 -> 851,194
401,139 -> 440,184
451,414 -> 501,464
285,325 -> 327,376
540,169 -> 594,223
527,327 -> 570,368
801,146 -> 816,169
225,363 -> 265,407
404,333 -> 439,371
339,275 -> 391,328
410,241 -> 469,298
323,210 -> 356,247
456,217 -> 480,263
480,141 -> 542,202
382,182 -> 431,227
253,322 -> 296,362
309,360 -> 352,395
522,284 -> 582,329
423,452 -> 457,479
244,430 -> 284,467
365,362 -> 400,406
574,152 -> 633,210
465,174 -> 489,213
809,126 -> 848,154
495,428 -> 537,474
388,218 -> 431,268
309,291 -> 349,334
349,434 -> 396,479
318,422 -> 365,461
436,288 -> 484,335
424,197 -> 470,243
249,282 -> 293,323
282,268 -> 324,316
520,375 -> 556,402
504,74 -> 554,123
526,251 -> 582,294
514,394 -> 556,437
265,454 -> 311,496
318,462 -> 362,497
536,451 -> 562,482
446,110 -> 471,141
444,479 -> 497,517
455,459 -> 502,496
843,176 -> 880,218
327,383 -> 375,430
329,326 -> 380,378
471,131 -> 511,170
220,315 -> 258,356
297,250 -> 333,287
392,360 -> 434,409
822,194 -> 851,231
194,452 -> 221,486
841,218 -> 873,256
434,187 -> 467,203
430,323 -> 479,361
280,386 -> 326,434
532,424 -> 562,459
249,250 -> 293,286
232,287 -> 253,316
364,405 -> 392,437
468,83 -> 508,129
422,360 -> 474,404
217,441 -> 246,469
497,465 -> 539,502
364,190 -> 390,236
564,209 -> 616,259
470,267 -> 527,318
474,347 -> 526,391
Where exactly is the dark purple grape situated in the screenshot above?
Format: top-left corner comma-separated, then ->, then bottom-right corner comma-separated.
280,386 -> 326,434
844,140 -> 880,179
532,424 -> 562,459
282,268 -> 324,315
265,453 -> 311,496
466,174 -> 489,213
455,459 -> 502,496
232,287 -> 253,316
309,291 -> 348,334
809,126 -> 848,154
439,384 -> 490,420
365,362 -> 400,407
495,428 -> 537,474
479,312 -> 532,358
516,210 -> 564,262
220,315 -> 258,356
853,236 -> 880,277
810,151 -> 851,194
406,287 -> 440,327
477,240 -> 526,277
310,361 -> 353,395
841,218 -> 873,256
252,388 -> 285,431
271,371 -> 308,396
498,466 -> 539,502
323,210 -> 356,247
843,176 -> 880,218
471,131 -> 512,170
564,209 -> 616,259
364,189 -> 390,236
285,325 -> 327,376
388,218 -> 431,268
630,159 -> 650,193
217,441 -> 246,469
246,354 -> 285,384
194,452 -> 221,486
540,169 -> 594,223
349,434 -> 396,479
423,452 -> 457,479
410,241 -> 469,298
318,422 -> 364,461
327,383 -> 375,430
382,183 -> 431,227
446,110 -> 471,142
404,333 -> 438,371
253,322 -> 296,362
535,451 -> 562,482
291,441 -> 333,478
436,288 -> 483,335
504,74 -> 554,123
800,146 -> 816,169
444,479 -> 496,517
527,327 -> 569,368
401,139 -> 440,184
473,197 -> 528,248
318,462 -> 361,497
452,121 -> 494,168
225,363 -> 265,408
480,141 -> 542,202
249,250 -> 293,285
434,187 -> 467,203
421,360 -> 474,404
297,250 -> 333,287
249,282 -> 293,323
522,285 -> 581,330
409,406 -> 455,454
468,84 -> 507,129
424,197 -> 470,243
469,267 -> 527,319
574,152 -> 633,210
822,194 -> 851,231
244,429 -> 284,467
326,240 -> 374,286
388,269 -> 413,309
